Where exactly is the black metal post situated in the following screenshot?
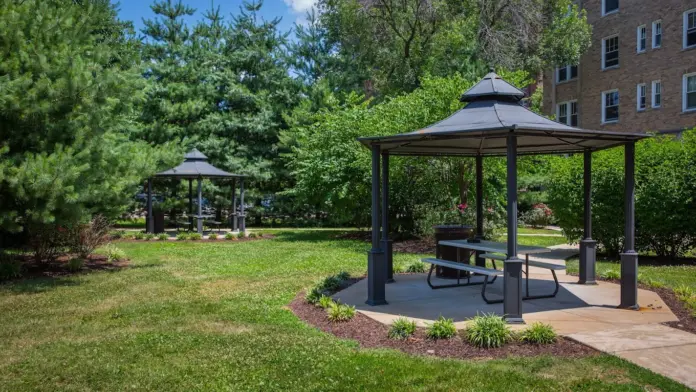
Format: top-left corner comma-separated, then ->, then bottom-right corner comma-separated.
197,177 -> 203,234
473,154 -> 485,266
579,150 -> 597,284
620,142 -> 639,309
188,179 -> 193,231
239,178 -> 246,233
146,178 -> 154,233
504,133 -> 524,324
231,179 -> 238,231
381,151 -> 394,283
367,144 -> 386,305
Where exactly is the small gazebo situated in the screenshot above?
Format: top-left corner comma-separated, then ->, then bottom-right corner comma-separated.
357,70 -> 649,323
145,149 -> 247,234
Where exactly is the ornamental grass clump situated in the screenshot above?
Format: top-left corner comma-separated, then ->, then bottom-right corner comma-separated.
519,322 -> 557,345
674,285 -> 695,302
104,244 -> 126,263
66,257 -> 85,272
426,316 -> 457,340
247,232 -> 257,239
465,313 -> 512,348
133,232 -> 145,240
189,233 -> 202,241
406,261 -> 426,273
317,295 -> 334,309
601,269 -> 620,280
176,233 -> 188,241
208,233 -> 218,240
144,233 -> 155,241
224,232 -> 237,240
326,302 -> 355,322
388,317 -> 417,340
305,286 -> 323,305
157,233 -> 169,241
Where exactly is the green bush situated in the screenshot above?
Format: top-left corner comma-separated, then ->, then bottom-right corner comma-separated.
247,232 -> 257,239
157,233 -> 169,241
133,232 -> 145,240
520,203 -> 554,228
548,131 -> 696,258
326,302 -> 355,322
0,254 -> 22,280
336,271 -> 350,281
519,322 -> 556,345
320,275 -> 342,292
66,257 -> 85,272
601,270 -> 620,280
110,230 -> 126,240
122,233 -> 136,240
144,233 -> 155,241
406,262 -> 426,273
426,316 -> 457,340
305,286 -> 323,304
317,295 -> 334,309
388,317 -> 417,340
465,313 -> 512,348
208,233 -> 218,240
224,232 -> 237,240
104,244 -> 126,263
176,233 -> 188,241
189,233 -> 202,241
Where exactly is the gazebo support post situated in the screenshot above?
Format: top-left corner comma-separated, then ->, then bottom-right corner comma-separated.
504,133 -> 524,324
579,150 -> 597,284
473,154 -> 485,267
367,145 -> 386,305
146,178 -> 154,233
382,151 -> 394,283
239,178 -> 246,233
620,142 -> 639,309
231,179 -> 238,231
197,178 -> 203,234
188,179 -> 193,232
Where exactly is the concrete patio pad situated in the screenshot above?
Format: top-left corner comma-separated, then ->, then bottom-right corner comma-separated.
332,272 -> 677,334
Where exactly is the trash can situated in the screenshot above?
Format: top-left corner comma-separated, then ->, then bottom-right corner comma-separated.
433,225 -> 474,279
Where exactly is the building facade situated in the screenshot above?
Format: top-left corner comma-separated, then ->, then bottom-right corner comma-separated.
543,0 -> 696,134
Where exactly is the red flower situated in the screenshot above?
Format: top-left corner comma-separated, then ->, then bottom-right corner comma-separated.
487,207 -> 493,213
457,203 -> 468,211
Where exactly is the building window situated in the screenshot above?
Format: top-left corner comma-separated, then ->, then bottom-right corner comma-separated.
686,9 -> 696,49
556,65 -> 578,83
652,80 -> 662,108
602,0 -> 618,16
637,84 -> 646,111
556,101 -> 578,126
637,25 -> 647,53
602,36 -> 619,69
652,20 -> 662,48
684,73 -> 696,112
602,90 -> 619,123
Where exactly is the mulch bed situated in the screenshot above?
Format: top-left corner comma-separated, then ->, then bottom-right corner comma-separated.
288,290 -> 597,361
11,254 -> 129,280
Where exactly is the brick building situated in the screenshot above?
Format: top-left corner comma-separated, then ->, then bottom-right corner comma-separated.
543,0 -> 696,134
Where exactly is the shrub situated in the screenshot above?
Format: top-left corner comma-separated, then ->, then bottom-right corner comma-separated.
320,275 -> 342,292
601,269 -> 620,280
465,313 -> 512,348
247,232 -> 257,239
426,316 -> 457,339
66,257 -> 85,272
157,233 -> 169,241
406,262 -> 426,273
208,233 -> 218,240
66,215 -> 111,258
27,223 -> 68,263
144,233 -> 155,241
388,317 -> 417,340
224,232 -> 237,240
326,302 -> 355,322
189,233 -> 202,241
176,233 -> 188,241
519,322 -> 557,345
336,271 -> 351,281
0,254 -> 22,280
305,286 -> 323,304
317,295 -> 334,309
104,244 -> 126,263
133,232 -> 145,240
520,203 -> 554,228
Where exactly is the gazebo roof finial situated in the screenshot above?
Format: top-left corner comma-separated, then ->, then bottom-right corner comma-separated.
184,148 -> 208,161
460,69 -> 526,103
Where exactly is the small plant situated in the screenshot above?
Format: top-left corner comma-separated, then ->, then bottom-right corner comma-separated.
426,316 -> 457,340
189,233 -> 202,241
465,313 -> 512,348
320,275 -> 342,292
176,233 -> 188,241
104,244 -> 126,263
224,232 -> 237,240
642,278 -> 665,289
305,286 -> 323,304
388,317 -> 417,340
144,233 -> 155,241
336,271 -> 350,281
110,230 -> 126,240
66,257 -> 85,272
133,232 -> 145,240
406,262 -> 426,273
0,254 -> 22,280
317,295 -> 334,309
247,232 -> 257,239
122,233 -> 136,240
674,285 -> 695,301
157,233 -> 169,241
326,302 -> 356,322
601,269 -> 620,280
519,322 -> 557,345
208,233 -> 218,240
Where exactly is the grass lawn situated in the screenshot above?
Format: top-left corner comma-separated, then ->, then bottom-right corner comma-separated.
492,234 -> 568,248
0,231 -> 690,391
566,257 -> 696,291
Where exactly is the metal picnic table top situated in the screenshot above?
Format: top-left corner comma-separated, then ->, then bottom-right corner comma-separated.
438,239 -> 552,256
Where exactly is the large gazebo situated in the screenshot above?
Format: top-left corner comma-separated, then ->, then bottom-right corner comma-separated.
145,149 -> 247,234
357,71 -> 649,323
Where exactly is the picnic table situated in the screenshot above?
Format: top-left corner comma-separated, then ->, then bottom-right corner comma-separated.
421,239 -> 565,303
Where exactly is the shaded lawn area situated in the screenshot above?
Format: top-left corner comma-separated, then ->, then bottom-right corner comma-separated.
0,231 -> 690,391
493,234 -> 568,248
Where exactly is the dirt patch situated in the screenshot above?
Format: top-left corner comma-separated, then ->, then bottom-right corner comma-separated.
8,254 -> 128,281
288,291 -> 597,361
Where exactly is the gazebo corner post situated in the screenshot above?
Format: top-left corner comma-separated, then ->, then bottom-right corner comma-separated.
381,151 -> 394,283
188,179 -> 193,232
196,177 -> 203,234
620,142 -> 639,309
504,133 -> 524,324
146,178 -> 154,233
239,178 -> 246,234
231,179 -> 238,232
366,144 -> 387,305
579,149 -> 598,285
473,154 -> 485,267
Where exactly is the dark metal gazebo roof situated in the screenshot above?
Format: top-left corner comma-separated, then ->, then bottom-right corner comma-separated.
358,71 -> 649,156
154,149 -> 246,179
